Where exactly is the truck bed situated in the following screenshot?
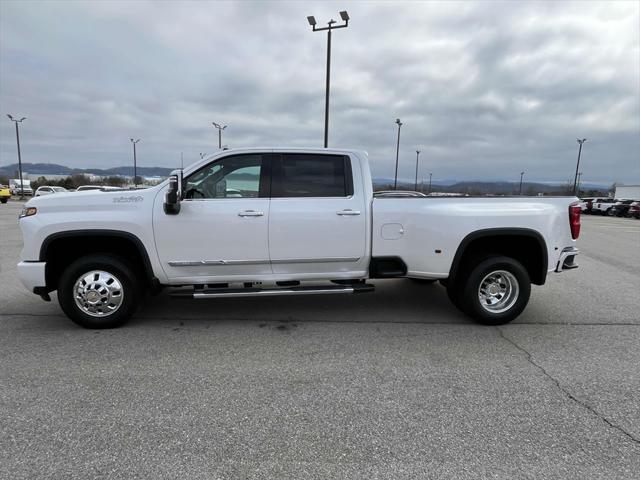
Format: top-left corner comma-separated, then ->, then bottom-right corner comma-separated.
372,196 -> 576,278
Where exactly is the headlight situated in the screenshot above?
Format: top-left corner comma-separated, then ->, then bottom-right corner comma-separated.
19,206 -> 37,218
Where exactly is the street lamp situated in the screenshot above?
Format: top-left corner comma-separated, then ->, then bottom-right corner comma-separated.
212,122 -> 227,149
393,118 -> 402,189
414,150 -> 420,192
573,138 -> 587,196
307,10 -> 350,148
7,115 -> 27,199
519,171 -> 525,195
577,172 -> 583,194
130,138 -> 140,188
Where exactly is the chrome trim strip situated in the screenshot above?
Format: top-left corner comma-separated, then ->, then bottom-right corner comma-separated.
271,257 -> 361,264
168,260 -> 270,267
193,287 -> 355,299
169,257 -> 360,267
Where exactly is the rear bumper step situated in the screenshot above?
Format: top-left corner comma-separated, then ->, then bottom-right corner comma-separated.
555,247 -> 579,272
170,283 -> 375,299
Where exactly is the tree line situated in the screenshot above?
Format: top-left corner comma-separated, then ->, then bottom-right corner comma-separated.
0,174 -> 146,190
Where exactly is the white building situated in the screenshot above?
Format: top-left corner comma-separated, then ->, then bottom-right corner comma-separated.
23,172 -> 69,181
614,185 -> 640,200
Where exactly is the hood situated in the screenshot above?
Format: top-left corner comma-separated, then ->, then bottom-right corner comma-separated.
26,186 -> 161,211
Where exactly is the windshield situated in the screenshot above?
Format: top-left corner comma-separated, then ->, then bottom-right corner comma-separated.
52,187 -> 67,192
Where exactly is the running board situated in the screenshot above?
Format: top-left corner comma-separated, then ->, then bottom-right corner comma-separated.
170,283 -> 375,299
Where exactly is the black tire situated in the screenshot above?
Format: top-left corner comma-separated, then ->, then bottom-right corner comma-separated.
410,278 -> 438,284
445,278 -> 464,309
58,254 -> 141,328
0,198 -> 7,204
454,255 -> 531,325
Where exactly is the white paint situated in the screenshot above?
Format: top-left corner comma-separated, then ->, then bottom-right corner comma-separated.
17,147 -> 579,291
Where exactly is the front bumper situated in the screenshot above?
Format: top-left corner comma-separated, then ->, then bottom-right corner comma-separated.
555,247 -> 579,272
17,261 -> 46,292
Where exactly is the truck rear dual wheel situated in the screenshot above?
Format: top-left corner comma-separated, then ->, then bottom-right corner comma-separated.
58,254 -> 141,329
448,255 -> 531,325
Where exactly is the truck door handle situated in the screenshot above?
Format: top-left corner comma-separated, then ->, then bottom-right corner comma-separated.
337,209 -> 361,216
238,210 -> 264,217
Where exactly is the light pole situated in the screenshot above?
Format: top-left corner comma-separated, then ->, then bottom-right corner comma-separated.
212,122 -> 227,149
428,172 -> 433,195
7,115 -> 26,199
573,138 -> 587,196
307,10 -> 349,148
130,138 -> 140,188
393,118 -> 402,189
577,172 -> 582,194
414,150 -> 420,192
519,171 -> 525,195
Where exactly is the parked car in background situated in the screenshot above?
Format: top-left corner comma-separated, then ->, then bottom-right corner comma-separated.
579,197 -> 594,213
591,198 -> 616,215
0,184 -> 10,203
609,199 -> 635,217
35,186 -> 68,196
9,179 -> 33,196
628,202 -> 640,219
583,197 -> 612,214
374,190 -> 427,198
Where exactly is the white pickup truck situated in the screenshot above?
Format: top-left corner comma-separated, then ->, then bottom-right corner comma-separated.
17,148 -> 581,328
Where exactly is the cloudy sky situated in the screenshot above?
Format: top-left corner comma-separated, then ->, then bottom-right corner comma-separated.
1,0 -> 638,184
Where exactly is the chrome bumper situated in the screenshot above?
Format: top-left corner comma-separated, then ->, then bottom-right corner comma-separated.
555,247 -> 579,272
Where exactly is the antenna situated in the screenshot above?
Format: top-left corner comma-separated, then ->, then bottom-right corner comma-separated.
180,152 -> 183,171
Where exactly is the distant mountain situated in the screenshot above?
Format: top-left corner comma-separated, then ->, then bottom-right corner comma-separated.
1,164 -> 608,195
0,163 -> 174,178
446,181 -> 561,194
374,177 -> 457,187
373,178 -> 608,195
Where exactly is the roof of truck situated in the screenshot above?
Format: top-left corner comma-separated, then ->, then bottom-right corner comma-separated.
203,147 -> 367,156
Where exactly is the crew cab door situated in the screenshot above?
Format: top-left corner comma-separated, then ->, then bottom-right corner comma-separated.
268,152 -> 368,277
153,153 -> 272,281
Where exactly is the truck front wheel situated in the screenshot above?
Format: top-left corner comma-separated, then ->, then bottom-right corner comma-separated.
58,254 -> 141,329
455,255 -> 531,325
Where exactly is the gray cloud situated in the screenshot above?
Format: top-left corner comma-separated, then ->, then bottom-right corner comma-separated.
1,0 -> 638,185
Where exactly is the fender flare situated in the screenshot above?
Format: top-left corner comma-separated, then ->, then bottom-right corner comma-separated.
448,228 -> 548,285
39,229 -> 156,282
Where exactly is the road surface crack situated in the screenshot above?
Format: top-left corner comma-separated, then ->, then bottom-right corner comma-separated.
497,327 -> 640,446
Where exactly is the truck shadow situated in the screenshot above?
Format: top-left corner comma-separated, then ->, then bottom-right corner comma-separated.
135,279 -> 471,326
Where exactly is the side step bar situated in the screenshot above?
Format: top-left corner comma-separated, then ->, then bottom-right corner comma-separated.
170,283 -> 375,299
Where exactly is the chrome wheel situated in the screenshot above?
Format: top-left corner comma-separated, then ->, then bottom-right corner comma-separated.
477,270 -> 519,314
74,270 -> 124,317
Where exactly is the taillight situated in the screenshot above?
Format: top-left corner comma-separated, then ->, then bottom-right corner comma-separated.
569,204 -> 581,239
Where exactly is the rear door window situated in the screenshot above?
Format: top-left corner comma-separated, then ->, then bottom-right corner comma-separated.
272,153 -> 353,198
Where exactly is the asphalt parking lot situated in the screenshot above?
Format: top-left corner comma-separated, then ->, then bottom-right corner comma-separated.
1,199 -> 639,479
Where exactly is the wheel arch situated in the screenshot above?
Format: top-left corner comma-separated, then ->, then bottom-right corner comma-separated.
39,229 -> 156,291
449,228 -> 548,286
